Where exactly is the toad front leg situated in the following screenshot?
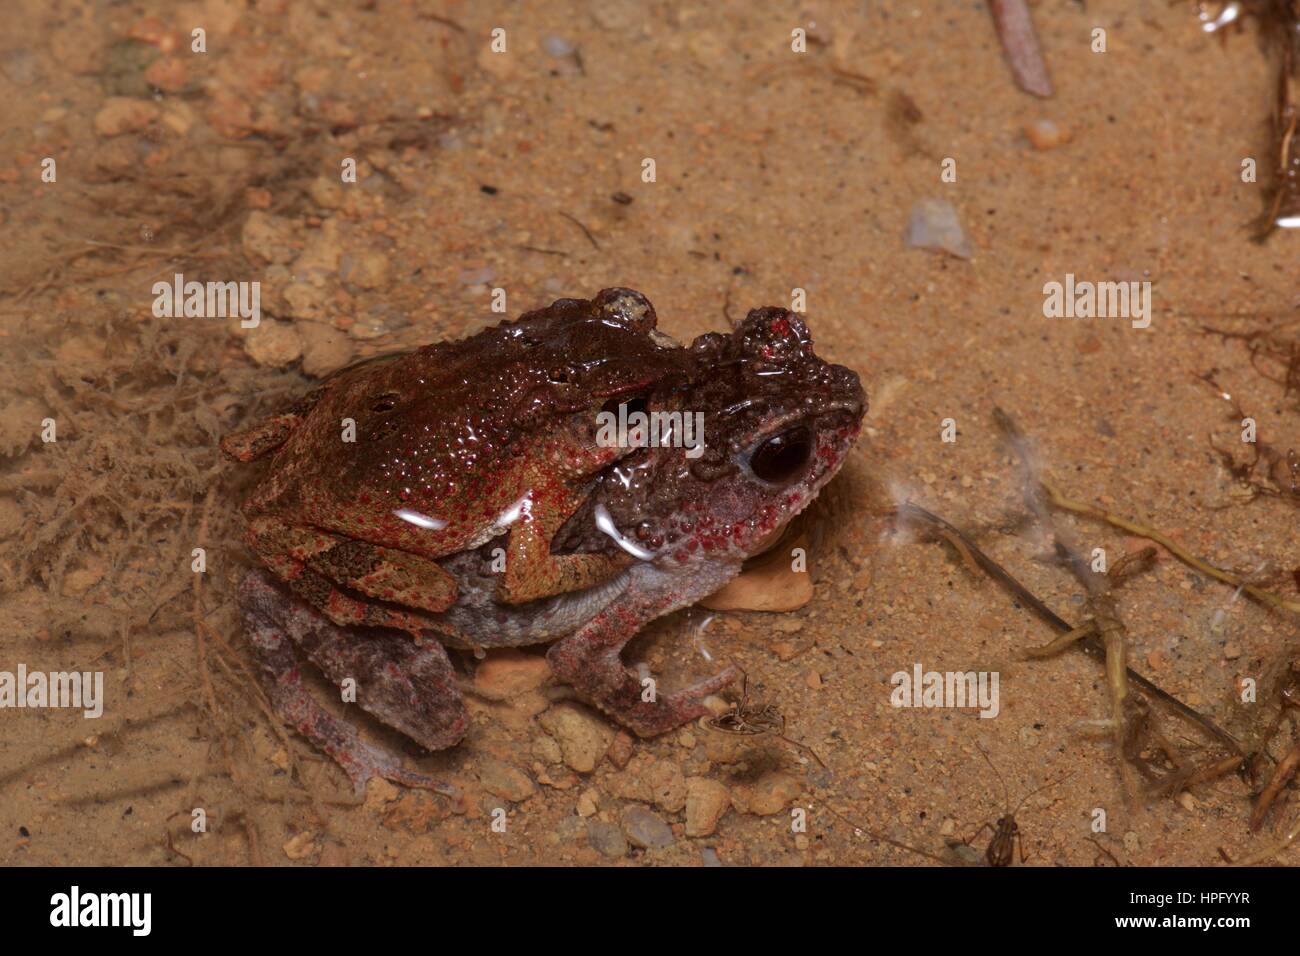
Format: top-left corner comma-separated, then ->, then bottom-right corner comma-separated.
545,562 -> 742,736
239,570 -> 465,799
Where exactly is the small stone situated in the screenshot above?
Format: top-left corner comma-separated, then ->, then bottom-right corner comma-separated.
543,36 -> 575,57
477,757 -> 534,802
1023,118 -> 1072,151
700,551 -> 813,612
94,98 -> 159,137
316,844 -> 347,867
61,564 -> 106,597
606,730 -> 634,769
282,831 -> 318,860
772,641 -> 800,662
1223,642 -> 1242,660
620,805 -> 675,850
127,16 -> 178,52
243,320 -> 303,368
531,735 -> 562,765
805,670 -> 823,690
576,789 -> 599,817
645,760 -> 687,812
473,649 -> 551,701
206,90 -> 254,139
586,820 -> 628,858
685,778 -> 731,837
1176,791 -> 1198,812
308,175 -> 345,210
339,250 -> 391,290
538,703 -> 614,773
904,197 -> 972,260
1,50 -> 38,86
241,211 -> 297,264
1122,830 -> 1141,853
739,772 -> 801,816
144,57 -> 186,93
161,102 -> 196,137
605,756 -> 653,803
476,44 -> 515,80
362,777 -> 400,809
284,282 -> 331,322
299,322 -> 354,377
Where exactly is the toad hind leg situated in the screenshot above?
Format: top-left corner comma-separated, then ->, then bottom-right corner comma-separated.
545,563 -> 742,737
238,570 -> 465,799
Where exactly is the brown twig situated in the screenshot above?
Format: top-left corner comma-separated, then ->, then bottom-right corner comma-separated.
895,502 -> 1242,756
1251,741 -> 1300,830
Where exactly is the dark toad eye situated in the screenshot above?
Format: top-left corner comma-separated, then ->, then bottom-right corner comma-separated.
748,425 -> 813,485
602,396 -> 649,418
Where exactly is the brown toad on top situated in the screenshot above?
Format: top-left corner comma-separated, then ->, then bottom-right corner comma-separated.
223,289 -> 865,794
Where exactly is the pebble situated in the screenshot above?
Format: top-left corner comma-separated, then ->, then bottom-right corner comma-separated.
93,97 -> 159,137
144,57 -> 187,93
543,36 -> 575,57
61,564 -> 106,597
339,249 -> 391,290
457,264 -> 496,286
538,703 -> 614,773
242,320 -> 303,368
282,831 -> 318,860
645,759 -> 687,812
576,789 -> 599,817
590,0 -> 641,32
284,281 -> 331,322
308,175 -> 345,210
472,649 -> 551,701
700,553 -> 813,612
299,322 -> 354,377
1024,119 -> 1072,151
904,198 -> 972,260
620,805 -> 675,850
738,772 -> 801,816
241,211 -> 297,264
531,734 -> 563,765
1,51 -> 38,86
606,730 -> 634,769
586,820 -> 628,858
685,778 -> 731,837
477,757 -> 535,802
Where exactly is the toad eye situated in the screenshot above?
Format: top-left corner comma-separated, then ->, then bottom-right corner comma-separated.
747,425 -> 813,485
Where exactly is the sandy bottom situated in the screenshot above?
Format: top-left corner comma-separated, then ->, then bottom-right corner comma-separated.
1,0 -> 1297,866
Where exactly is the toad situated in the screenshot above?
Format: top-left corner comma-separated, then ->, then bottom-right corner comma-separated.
222,289 -> 865,794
